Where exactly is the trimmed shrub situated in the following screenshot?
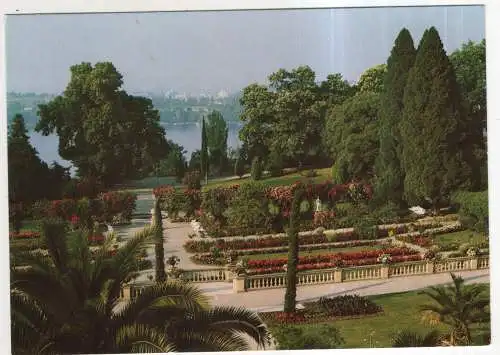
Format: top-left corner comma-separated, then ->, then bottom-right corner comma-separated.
313,294 -> 382,317
272,324 -> 344,350
452,190 -> 488,233
251,156 -> 263,181
182,170 -> 202,190
224,182 -> 270,231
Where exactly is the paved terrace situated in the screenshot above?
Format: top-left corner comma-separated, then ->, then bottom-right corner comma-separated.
196,269 -> 489,312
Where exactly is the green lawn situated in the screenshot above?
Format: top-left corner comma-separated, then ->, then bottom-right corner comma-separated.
9,219 -> 40,233
114,167 -> 332,192
434,230 -> 488,249
268,287 -> 490,348
205,168 -> 332,190
243,244 -> 384,261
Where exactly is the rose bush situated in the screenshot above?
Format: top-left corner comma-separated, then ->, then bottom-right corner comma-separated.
98,191 -> 137,224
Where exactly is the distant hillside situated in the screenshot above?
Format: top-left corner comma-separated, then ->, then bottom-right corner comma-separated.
6,92 -> 242,129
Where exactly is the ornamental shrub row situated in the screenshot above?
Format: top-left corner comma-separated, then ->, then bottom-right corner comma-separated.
29,191 -> 137,225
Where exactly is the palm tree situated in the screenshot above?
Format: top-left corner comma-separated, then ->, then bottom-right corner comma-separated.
419,273 -> 489,345
11,219 -> 270,353
391,329 -> 442,347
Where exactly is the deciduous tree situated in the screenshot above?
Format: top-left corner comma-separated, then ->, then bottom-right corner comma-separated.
36,62 -> 168,186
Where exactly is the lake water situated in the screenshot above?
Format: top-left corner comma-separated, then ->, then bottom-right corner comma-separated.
28,122 -> 242,175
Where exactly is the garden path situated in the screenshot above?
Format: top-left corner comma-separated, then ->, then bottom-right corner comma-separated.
124,192 -> 216,277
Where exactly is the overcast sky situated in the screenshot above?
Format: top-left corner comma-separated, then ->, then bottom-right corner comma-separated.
5,5 -> 485,95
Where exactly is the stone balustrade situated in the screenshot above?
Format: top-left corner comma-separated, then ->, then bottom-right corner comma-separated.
233,255 -> 488,293
120,255 -> 488,299
182,268 -> 231,283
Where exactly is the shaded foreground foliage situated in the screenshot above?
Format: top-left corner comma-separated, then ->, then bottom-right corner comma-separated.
11,220 -> 270,353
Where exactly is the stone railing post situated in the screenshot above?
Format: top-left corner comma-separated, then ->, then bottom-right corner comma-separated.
233,275 -> 247,293
380,265 -> 390,278
334,268 -> 343,283
225,266 -> 235,283
426,261 -> 435,274
122,285 -> 131,300
470,257 -> 478,270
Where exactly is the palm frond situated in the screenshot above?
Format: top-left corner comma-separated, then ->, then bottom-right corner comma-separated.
114,281 -> 210,328
39,219 -> 69,274
10,292 -> 48,353
392,329 -> 441,347
114,324 -> 176,353
11,269 -> 74,323
185,306 -> 271,350
170,329 -> 250,352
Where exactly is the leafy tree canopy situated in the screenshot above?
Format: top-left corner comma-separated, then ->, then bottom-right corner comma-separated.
357,64 -> 387,93
36,62 -> 168,186
325,91 -> 380,182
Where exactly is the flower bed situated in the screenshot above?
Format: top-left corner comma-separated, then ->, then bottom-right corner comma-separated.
247,254 -> 422,275
247,247 -> 418,269
245,247 -> 421,275
88,234 -> 106,245
261,294 -> 383,325
395,234 -> 433,247
9,231 -> 41,239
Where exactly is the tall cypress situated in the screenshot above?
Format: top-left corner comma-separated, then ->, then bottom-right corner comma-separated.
374,28 -> 416,206
154,198 -> 166,282
283,187 -> 303,313
200,116 -> 209,185
400,27 -> 471,207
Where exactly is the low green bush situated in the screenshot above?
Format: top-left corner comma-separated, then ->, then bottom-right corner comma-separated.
272,324 -> 344,350
452,190 -> 488,233
310,294 -> 382,317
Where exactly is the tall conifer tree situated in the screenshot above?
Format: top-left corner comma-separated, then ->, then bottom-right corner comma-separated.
374,28 -> 416,206
400,27 -> 472,207
283,187 -> 303,313
200,116 -> 209,184
153,198 -> 166,282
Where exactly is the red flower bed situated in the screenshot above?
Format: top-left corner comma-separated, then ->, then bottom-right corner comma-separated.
313,211 -> 336,227
271,311 -> 307,324
88,234 -> 106,244
246,247 -> 419,272
396,234 -> 433,247
248,254 -> 422,275
9,231 -> 41,239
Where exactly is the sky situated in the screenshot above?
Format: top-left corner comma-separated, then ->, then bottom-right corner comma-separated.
5,5 -> 485,96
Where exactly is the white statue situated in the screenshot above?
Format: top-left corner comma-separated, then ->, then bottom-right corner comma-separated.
315,197 -> 322,212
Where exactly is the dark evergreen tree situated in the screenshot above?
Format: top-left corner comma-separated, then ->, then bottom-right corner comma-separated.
374,28 -> 416,206
200,117 -> 209,184
400,27 -> 472,207
234,154 -> 245,178
251,156 -> 262,181
8,114 -> 48,203
154,198 -> 166,282
283,187 -> 303,313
